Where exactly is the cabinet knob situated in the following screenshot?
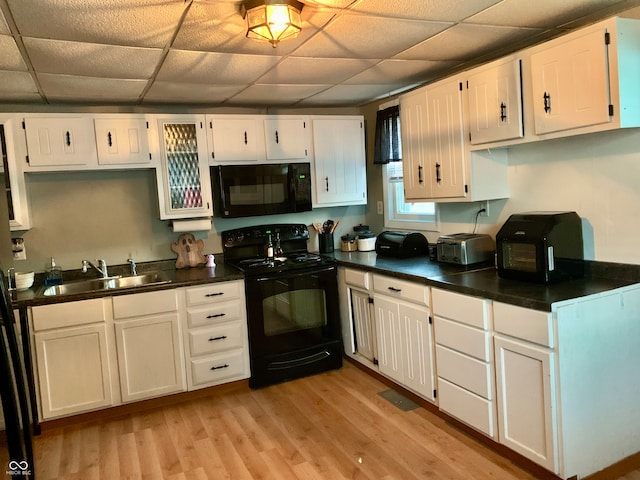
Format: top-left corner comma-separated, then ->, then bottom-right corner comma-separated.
210,364 -> 230,371
435,163 -> 442,184
500,102 -> 507,122
543,92 -> 552,113
418,165 -> 424,184
206,313 -> 226,319
208,335 -> 228,342
388,286 -> 402,293
205,292 -> 224,297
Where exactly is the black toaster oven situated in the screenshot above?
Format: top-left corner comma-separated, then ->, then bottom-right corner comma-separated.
496,211 -> 584,283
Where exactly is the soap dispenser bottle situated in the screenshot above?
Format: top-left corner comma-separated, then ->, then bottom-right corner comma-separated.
44,257 -> 63,286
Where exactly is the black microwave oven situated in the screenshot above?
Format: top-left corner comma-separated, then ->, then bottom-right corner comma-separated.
496,211 -> 584,283
211,163 -> 312,218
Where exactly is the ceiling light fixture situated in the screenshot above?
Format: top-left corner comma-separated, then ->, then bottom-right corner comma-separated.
241,0 -> 304,48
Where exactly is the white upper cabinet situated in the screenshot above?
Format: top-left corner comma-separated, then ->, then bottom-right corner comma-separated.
1,115 -> 31,230
24,115 -> 97,168
467,58 -> 524,145
311,116 -> 367,207
263,116 -> 309,161
206,115 -> 265,164
400,88 -> 432,200
152,115 -> 213,220
528,17 -> 640,138
94,116 -> 152,166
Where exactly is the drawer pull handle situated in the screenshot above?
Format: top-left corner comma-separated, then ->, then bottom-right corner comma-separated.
210,363 -> 229,371
209,335 -> 227,342
205,292 -> 224,297
206,313 -> 226,319
388,287 -> 402,293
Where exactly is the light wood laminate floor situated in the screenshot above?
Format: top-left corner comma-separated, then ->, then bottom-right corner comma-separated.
29,362 -> 639,479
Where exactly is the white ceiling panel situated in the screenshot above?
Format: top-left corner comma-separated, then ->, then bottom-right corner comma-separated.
0,70 -> 38,95
6,0 -> 188,48
467,0 -> 640,28
156,50 -> 282,84
37,74 -> 147,102
0,10 -> 9,35
23,38 -> 163,79
257,57 -> 378,84
291,14 -> 451,58
397,23 -> 545,62
0,35 -> 26,71
144,81 -> 247,104
0,0 -> 637,107
347,0 -> 502,22
344,59 -> 460,85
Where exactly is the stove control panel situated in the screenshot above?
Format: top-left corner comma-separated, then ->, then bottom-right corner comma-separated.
222,224 -> 310,249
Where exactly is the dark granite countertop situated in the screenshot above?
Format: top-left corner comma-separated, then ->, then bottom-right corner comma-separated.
331,251 -> 640,312
10,257 -> 244,308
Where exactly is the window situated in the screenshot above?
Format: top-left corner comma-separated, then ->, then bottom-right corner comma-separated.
375,103 -> 438,231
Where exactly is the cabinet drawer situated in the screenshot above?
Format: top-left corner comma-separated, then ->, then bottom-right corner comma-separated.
438,378 -> 496,438
434,316 -> 491,361
32,299 -> 105,331
190,350 -> 247,386
373,275 -> 428,306
436,345 -> 492,399
187,301 -> 243,328
112,290 -> 178,319
188,323 -> 245,357
344,269 -> 371,290
493,302 -> 554,347
186,281 -> 243,307
431,288 -> 490,329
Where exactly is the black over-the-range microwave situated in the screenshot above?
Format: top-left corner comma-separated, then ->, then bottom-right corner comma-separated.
210,163 -> 312,218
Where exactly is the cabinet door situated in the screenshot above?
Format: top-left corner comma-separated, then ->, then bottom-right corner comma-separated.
206,116 -> 264,164
0,116 -> 31,230
530,28 -> 610,135
400,89 -> 432,200
34,324 -> 113,419
494,335 -> 558,472
24,116 -> 96,167
264,117 -> 309,160
94,117 -> 151,165
374,295 -> 403,383
155,116 -> 213,219
115,313 -> 186,403
312,117 -> 366,206
400,302 -> 435,401
351,288 -> 375,363
467,59 -> 524,144
426,80 -> 466,198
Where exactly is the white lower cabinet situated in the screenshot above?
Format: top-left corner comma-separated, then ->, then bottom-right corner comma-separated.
432,288 -> 496,438
32,299 -> 117,420
112,290 -> 186,403
182,280 -> 250,390
373,274 -> 435,402
338,268 -> 376,367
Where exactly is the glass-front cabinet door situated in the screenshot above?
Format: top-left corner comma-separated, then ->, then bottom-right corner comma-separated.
154,116 -> 212,220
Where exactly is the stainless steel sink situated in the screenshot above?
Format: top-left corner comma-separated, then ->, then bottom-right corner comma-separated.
42,272 -> 172,296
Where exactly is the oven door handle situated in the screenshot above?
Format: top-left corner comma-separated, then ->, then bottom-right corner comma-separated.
254,264 -> 336,282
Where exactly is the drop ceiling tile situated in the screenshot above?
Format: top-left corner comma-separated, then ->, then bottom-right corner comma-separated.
143,82 -> 246,104
0,70 -> 38,95
229,84 -> 331,106
24,38 -> 162,79
0,35 -> 27,71
6,0 -> 187,48
304,83 -> 410,106
344,59 -> 459,85
257,57 -> 378,84
347,0 -> 502,22
38,74 -> 147,102
466,0 -> 636,28
157,50 -> 281,85
397,23 -> 544,62
291,14 -> 451,59
0,10 -> 9,34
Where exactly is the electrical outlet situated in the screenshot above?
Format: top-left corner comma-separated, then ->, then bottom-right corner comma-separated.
479,201 -> 490,217
377,200 -> 384,215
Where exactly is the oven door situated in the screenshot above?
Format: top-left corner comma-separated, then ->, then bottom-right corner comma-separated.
244,264 -> 342,387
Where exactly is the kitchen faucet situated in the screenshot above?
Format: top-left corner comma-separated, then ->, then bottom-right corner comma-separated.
82,259 -> 109,278
127,258 -> 137,276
